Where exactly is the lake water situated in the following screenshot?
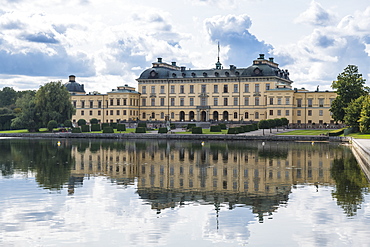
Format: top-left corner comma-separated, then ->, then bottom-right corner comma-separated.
1,138 -> 370,247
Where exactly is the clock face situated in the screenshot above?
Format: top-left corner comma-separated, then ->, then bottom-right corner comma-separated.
150,71 -> 156,77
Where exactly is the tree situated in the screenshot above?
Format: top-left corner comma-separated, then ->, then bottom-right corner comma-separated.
267,119 -> 275,133
330,65 -> 367,123
77,119 -> 86,126
35,81 -> 75,126
344,95 -> 366,128
258,120 -> 269,135
47,120 -> 58,132
11,92 -> 40,132
64,119 -> 72,128
281,117 -> 289,129
359,96 -> 370,133
0,87 -> 17,107
90,118 -> 98,124
274,118 -> 282,131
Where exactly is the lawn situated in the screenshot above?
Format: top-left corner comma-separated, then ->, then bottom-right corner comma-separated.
277,129 -> 331,136
0,128 -> 49,133
176,129 -> 228,134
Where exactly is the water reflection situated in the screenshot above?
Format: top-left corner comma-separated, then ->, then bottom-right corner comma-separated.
0,139 -> 368,220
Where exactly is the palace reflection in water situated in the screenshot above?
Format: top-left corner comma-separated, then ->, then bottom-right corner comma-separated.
67,139 -> 362,220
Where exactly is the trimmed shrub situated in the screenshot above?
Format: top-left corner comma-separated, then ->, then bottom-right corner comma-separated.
187,123 -> 196,130
103,126 -> 114,133
135,127 -> 146,133
218,123 -> 227,130
47,120 -> 58,132
237,126 -> 245,133
243,125 -> 252,132
227,127 -> 239,134
328,128 -> 344,136
81,125 -> 90,132
90,118 -> 99,124
158,127 -> 168,133
72,127 -> 81,133
170,124 -> 176,129
191,127 -> 203,134
210,125 -> 222,132
252,123 -> 258,130
91,124 -> 101,131
102,123 -> 110,129
138,122 -> 147,128
117,124 -> 126,131
77,119 -> 86,126
110,122 -> 118,129
64,120 -> 72,128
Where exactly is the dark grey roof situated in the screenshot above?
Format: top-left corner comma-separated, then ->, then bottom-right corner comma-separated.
65,81 -> 85,93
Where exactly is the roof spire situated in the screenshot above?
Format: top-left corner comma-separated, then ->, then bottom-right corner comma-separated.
215,42 -> 222,69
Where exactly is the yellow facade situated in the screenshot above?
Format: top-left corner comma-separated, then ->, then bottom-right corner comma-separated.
68,55 -> 336,126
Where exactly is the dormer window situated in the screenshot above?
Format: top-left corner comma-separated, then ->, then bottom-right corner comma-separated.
215,72 -> 219,77
203,72 -> 207,77
182,73 -> 186,77
191,72 -> 196,77
172,73 -> 177,78
225,72 -> 230,77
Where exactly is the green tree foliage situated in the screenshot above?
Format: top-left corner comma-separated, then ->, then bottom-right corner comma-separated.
330,65 -> 367,123
64,119 -> 72,128
90,118 -> 98,124
35,81 -> 75,126
258,120 -> 269,135
11,92 -> 40,131
0,87 -> 17,107
359,95 -> 370,133
77,119 -> 86,126
47,120 -> 58,132
344,95 -> 366,128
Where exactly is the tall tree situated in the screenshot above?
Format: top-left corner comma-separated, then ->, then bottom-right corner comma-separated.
11,92 -> 40,131
344,95 -> 366,128
0,87 -> 17,107
330,65 -> 367,123
35,81 -> 75,126
359,96 -> 370,133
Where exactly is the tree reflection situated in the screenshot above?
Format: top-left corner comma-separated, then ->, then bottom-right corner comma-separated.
331,149 -> 369,217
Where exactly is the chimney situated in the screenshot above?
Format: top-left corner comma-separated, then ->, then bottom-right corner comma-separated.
69,75 -> 76,82
181,66 -> 186,71
157,57 -> 162,63
172,62 -> 177,66
259,54 -> 265,59
269,57 -> 274,63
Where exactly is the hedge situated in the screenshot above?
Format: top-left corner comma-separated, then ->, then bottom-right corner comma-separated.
81,125 -> 90,132
328,128 -> 344,136
227,127 -> 239,134
117,123 -> 126,131
103,126 -> 114,133
110,123 -> 118,129
135,127 -> 146,133
72,127 -> 82,133
138,122 -> 147,128
192,127 -> 203,134
210,125 -> 222,132
158,127 -> 168,133
218,123 -> 227,130
187,123 -> 196,130
102,123 -> 110,129
91,124 -> 101,131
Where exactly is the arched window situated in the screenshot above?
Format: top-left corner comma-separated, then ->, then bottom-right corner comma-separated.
245,112 -> 249,119
142,112 -> 146,119
234,112 -> 238,119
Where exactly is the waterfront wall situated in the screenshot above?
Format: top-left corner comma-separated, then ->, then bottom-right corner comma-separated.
351,139 -> 370,181
0,132 -> 348,142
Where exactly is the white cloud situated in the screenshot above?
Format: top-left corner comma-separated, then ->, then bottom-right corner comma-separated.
295,1 -> 336,27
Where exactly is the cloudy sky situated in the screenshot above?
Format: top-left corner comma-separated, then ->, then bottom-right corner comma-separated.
1,0 -> 370,93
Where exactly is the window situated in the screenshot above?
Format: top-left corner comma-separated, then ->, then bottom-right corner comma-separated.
234,112 -> 238,119
233,97 -> 238,106
269,110 -> 273,115
180,98 -> 184,106
116,110 -> 120,115
89,101 -> 93,108
224,98 -> 228,106
308,98 -> 313,107
201,97 -> 206,106
190,85 -> 194,94
190,98 -> 194,106
297,110 -> 301,116
234,84 -> 238,93
245,112 -> 249,119
214,85 -> 218,93
297,99 -> 302,107
98,110 -> 101,116
110,99 -> 114,106
160,86 -> 165,94
244,97 -> 249,106
123,110 -> 126,115
142,98 -> 146,106
171,112 -> 175,119
151,86 -> 155,94
244,84 -> 249,93
201,85 -> 206,93
286,98 -> 290,105
170,85 -> 175,94
330,98 -> 334,106
266,83 -> 270,90
255,112 -> 259,119
170,98 -> 175,106
214,97 -> 218,106
319,99 -> 324,107
286,110 -> 289,116
81,100 -> 85,108
73,101 -> 77,108
223,85 -> 228,93
161,112 -> 164,119
180,85 -> 184,94
142,86 -> 146,94
123,99 -> 127,105
81,110 -> 84,115
110,110 -> 113,115
255,97 -> 259,106
277,110 -> 281,116
160,98 -> 165,106
277,98 -> 282,105
319,110 -> 323,116
89,110 -> 93,116
269,98 -> 273,105
255,84 -> 259,92
151,112 -> 155,119
151,98 -> 155,106
308,110 -> 312,116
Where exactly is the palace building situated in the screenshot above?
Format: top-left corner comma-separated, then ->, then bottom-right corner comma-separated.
69,54 -> 337,127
